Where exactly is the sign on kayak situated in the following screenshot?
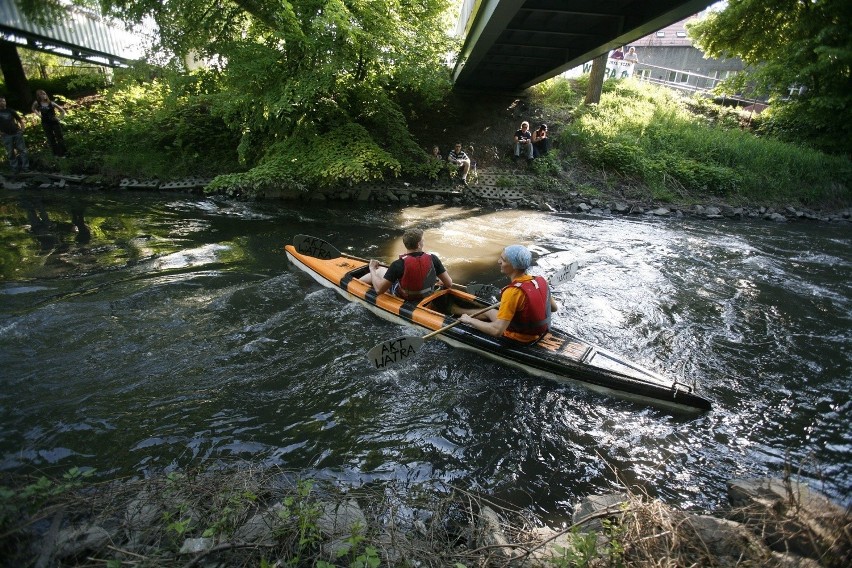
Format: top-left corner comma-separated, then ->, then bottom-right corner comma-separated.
293,234 -> 341,260
367,336 -> 425,369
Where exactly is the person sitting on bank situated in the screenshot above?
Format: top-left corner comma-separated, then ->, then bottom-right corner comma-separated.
0,96 -> 30,174
447,142 -> 471,186
513,121 -> 534,161
458,245 -> 558,344
359,228 -> 453,301
32,90 -> 67,157
532,123 -> 550,158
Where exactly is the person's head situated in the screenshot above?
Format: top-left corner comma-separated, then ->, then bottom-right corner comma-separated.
454,142 -> 462,152
0,97 -> 6,109
628,47 -> 636,53
520,121 -> 529,130
402,228 -> 424,251
500,245 -> 532,273
432,145 -> 440,155
35,89 -> 48,102
538,124 -> 547,133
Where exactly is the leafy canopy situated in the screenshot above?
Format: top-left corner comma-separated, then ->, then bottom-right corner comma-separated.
687,0 -> 852,154
20,0 -> 459,191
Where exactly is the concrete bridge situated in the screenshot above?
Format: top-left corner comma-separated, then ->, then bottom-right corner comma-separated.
454,0 -> 714,90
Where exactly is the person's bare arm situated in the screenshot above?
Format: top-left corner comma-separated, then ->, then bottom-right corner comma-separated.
460,313 -> 510,337
437,271 -> 453,289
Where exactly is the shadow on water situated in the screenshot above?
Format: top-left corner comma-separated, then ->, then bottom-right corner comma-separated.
0,188 -> 849,523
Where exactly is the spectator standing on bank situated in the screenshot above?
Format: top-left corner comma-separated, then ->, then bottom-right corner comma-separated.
32,90 -> 67,157
513,121 -> 533,161
0,96 -> 30,174
611,46 -> 624,60
624,46 -> 639,64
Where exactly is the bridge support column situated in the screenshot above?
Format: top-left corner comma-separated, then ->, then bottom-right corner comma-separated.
0,42 -> 31,110
584,54 -> 608,106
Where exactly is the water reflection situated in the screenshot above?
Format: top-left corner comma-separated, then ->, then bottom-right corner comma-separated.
0,189 -> 849,522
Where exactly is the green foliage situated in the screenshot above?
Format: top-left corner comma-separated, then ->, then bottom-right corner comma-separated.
549,527 -> 598,567
561,79 -> 851,205
688,0 -> 852,155
531,77 -> 581,109
0,467 -> 96,535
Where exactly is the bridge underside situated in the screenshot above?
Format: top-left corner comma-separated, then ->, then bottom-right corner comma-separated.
454,0 -> 713,90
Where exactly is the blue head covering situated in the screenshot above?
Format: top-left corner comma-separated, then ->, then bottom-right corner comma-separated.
503,245 -> 532,271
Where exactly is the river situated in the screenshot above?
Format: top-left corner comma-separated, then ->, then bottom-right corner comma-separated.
1,188 -> 849,523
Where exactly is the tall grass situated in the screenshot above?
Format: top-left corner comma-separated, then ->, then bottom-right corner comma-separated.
550,79 -> 850,207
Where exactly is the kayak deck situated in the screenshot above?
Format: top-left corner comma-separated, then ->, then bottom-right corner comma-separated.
284,243 -> 711,413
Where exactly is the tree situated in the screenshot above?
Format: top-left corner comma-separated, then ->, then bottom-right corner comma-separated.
17,0 -> 459,189
688,0 -> 852,155
583,53 -> 608,106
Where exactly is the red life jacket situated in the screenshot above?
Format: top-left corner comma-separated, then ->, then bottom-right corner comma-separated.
397,253 -> 437,299
503,276 -> 551,336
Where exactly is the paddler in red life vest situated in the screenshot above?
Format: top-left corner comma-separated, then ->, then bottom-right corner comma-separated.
359,228 -> 453,300
458,244 -> 558,343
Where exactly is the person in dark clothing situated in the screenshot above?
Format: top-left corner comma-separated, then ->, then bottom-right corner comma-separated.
32,90 -> 67,157
513,121 -> 534,161
0,96 -> 30,173
532,124 -> 550,158
359,228 -> 453,300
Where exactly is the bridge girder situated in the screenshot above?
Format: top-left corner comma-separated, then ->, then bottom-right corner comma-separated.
454,0 -> 715,90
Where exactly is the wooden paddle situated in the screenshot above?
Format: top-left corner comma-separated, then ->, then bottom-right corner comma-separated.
366,302 -> 500,369
366,260 -> 580,369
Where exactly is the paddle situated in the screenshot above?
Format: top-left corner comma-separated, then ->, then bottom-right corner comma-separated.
466,261 -> 578,300
292,234 -> 342,259
366,302 -> 500,369
366,260 -> 580,369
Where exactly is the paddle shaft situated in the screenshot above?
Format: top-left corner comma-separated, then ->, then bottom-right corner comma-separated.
423,301 -> 500,340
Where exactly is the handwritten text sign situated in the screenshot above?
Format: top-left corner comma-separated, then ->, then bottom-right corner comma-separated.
367,336 -> 424,369
293,234 -> 340,260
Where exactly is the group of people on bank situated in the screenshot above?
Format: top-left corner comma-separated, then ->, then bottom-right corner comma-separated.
360,229 -> 557,345
429,120 -> 551,185
0,90 -> 68,175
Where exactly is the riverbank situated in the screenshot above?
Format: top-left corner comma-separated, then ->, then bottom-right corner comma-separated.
1,467 -> 847,567
4,169 -> 850,226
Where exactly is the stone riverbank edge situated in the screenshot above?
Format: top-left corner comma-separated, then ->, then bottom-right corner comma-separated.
10,474 -> 849,567
2,170 -> 851,224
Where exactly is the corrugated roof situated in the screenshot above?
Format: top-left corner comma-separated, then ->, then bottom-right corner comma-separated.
0,2 -> 142,63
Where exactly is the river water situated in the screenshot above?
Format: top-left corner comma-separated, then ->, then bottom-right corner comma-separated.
1,189 -> 849,523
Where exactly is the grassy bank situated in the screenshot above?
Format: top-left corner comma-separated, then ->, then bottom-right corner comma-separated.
15,76 -> 851,211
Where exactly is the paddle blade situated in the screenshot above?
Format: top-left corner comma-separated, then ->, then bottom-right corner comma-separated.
549,261 -> 578,288
367,336 -> 424,369
466,283 -> 501,301
293,234 -> 341,260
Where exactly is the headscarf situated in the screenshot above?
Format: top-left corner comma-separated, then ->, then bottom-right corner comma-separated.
503,245 -> 532,271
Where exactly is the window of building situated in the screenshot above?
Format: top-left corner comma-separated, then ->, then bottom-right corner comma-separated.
638,69 -> 651,80
676,31 -> 687,38
679,71 -> 690,83
668,70 -> 678,82
656,31 -> 666,37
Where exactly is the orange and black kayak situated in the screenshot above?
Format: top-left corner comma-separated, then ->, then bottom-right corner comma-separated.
285,235 -> 712,413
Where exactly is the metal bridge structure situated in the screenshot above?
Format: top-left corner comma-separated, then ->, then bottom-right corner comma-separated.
0,1 -> 143,67
453,0 -> 715,90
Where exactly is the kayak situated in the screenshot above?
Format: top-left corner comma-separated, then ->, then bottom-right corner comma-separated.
284,236 -> 712,413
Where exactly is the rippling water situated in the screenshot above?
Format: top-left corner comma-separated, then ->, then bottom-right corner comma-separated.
1,189 -> 849,523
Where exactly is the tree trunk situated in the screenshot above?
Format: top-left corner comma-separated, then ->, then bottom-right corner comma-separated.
584,53 -> 608,106
0,42 -> 31,110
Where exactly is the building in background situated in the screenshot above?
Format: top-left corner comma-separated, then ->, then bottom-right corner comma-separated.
628,18 -> 747,96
